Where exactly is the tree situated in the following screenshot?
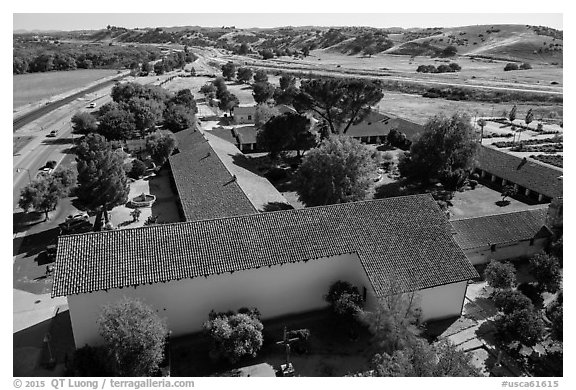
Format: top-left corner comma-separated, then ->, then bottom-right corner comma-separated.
213,76 -> 228,97
547,291 -> 562,341
145,132 -> 177,166
97,107 -> 137,140
163,103 -> 195,132
504,63 -> 519,71
509,105 -> 517,123
153,61 -> 165,75
279,74 -> 296,90
203,309 -> 264,364
252,81 -> 275,104
492,289 -> 534,314
529,253 -> 562,293
294,78 -> 383,134
200,83 -> 217,98
433,339 -> 482,376
519,62 -> 532,70
525,108 -> 534,127
484,260 -> 516,290
218,91 -> 239,114
441,45 -> 458,57
253,69 -> 268,83
501,184 -> 517,202
238,43 -> 250,55
18,175 -> 67,220
125,97 -> 165,133
549,237 -> 563,266
257,113 -> 315,158
324,281 -> 363,321
170,89 -> 197,113
364,46 -> 376,57
98,297 -> 168,376
130,208 -> 142,222
398,113 -> 478,182
253,104 -> 280,127
274,85 -> 299,105
75,134 -> 130,222
260,49 -> 274,60
495,308 -> 544,347
236,67 -> 253,84
302,46 -> 310,57
141,61 -> 152,74
221,61 -> 237,81
129,159 -> 147,179
71,112 -> 98,135
293,135 -> 376,206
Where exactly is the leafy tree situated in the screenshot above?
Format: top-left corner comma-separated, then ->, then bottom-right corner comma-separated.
364,46 -> 376,57
141,61 -> 152,74
97,107 -> 137,140
504,63 -> 518,71
484,260 -> 516,290
439,168 -> 468,191
294,78 -> 383,134
256,113 -> 315,158
203,309 -> 264,364
252,81 -> 275,104
129,159 -> 147,179
125,97 -> 165,133
18,175 -> 67,220
170,89 -> 197,113
547,291 -> 562,341
433,339 -> 482,376
253,104 -> 280,127
525,108 -> 534,127
163,104 -> 195,132
302,46 -> 310,57
492,289 -> 534,314
98,297 -> 168,376
519,62 -> 532,70
549,237 -> 563,266
218,91 -> 239,114
260,49 -> 274,60
398,113 -> 478,182
274,85 -> 299,105
71,112 -> 98,135
221,61 -> 237,81
238,43 -> 250,55
387,129 -> 411,150
200,83 -> 217,98
324,281 -> 363,321
529,253 -> 562,293
279,74 -> 296,90
495,308 -> 544,347
153,61 -> 165,75
75,134 -> 130,222
293,135 -> 376,206
145,133 -> 177,166
448,62 -> 462,71
441,45 -> 458,57
509,105 -> 517,123
253,69 -> 268,83
52,167 -> 78,196
501,184 -> 517,202
236,67 -> 253,84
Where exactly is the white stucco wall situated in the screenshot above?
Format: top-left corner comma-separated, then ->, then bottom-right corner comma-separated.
416,281 -> 468,321
67,253 -> 375,347
463,238 -> 547,265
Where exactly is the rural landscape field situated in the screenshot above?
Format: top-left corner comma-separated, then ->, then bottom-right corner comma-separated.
13,14 -> 563,381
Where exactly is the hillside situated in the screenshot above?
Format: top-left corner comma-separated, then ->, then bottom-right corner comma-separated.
15,24 -> 563,64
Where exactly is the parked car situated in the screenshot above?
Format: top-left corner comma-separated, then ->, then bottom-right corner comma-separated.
45,160 -> 57,169
65,213 -> 89,222
47,130 -> 58,137
87,102 -> 96,109
59,217 -> 92,235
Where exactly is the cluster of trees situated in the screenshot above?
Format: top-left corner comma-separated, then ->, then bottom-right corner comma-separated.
326,280 -> 480,376
256,112 -> 316,158
72,82 -> 197,140
199,77 -> 239,114
18,167 -> 77,219
153,49 -> 195,75
416,63 -> 461,73
504,62 -> 532,71
398,112 -> 478,187
13,42 -> 161,74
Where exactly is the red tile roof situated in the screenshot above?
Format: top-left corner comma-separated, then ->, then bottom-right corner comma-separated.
169,129 -> 257,221
477,146 -> 563,199
346,111 -> 424,139
451,207 -> 551,250
52,194 -> 478,298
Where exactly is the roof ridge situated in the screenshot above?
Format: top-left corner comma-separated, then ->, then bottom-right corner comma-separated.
451,206 -> 548,221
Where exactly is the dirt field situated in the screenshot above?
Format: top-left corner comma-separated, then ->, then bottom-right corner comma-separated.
377,92 -> 562,125
13,69 -> 120,109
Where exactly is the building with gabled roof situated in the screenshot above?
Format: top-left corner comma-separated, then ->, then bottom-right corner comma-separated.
346,111 -> 424,144
451,206 -> 553,265
475,145 -> 563,202
233,105 -> 256,124
53,194 -> 478,347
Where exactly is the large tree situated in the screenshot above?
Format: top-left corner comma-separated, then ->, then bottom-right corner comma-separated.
18,175 -> 68,220
279,73 -> 296,90
253,69 -> 268,83
252,81 -> 275,104
98,297 -> 168,376
529,253 -> 562,293
293,135 -> 376,206
236,67 -> 253,84
398,112 -> 478,182
495,308 -> 545,347
256,112 -> 316,158
253,104 -> 280,127
97,106 -> 137,140
71,111 -> 98,135
163,103 -> 196,132
145,133 -> 177,166
293,78 -> 383,134
75,134 -> 130,222
125,97 -> 165,133
170,89 -> 197,113
484,260 -> 517,290
221,61 -> 237,81
218,91 -> 239,114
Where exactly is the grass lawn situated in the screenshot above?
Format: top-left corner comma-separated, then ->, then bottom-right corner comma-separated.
13,69 -> 120,109
170,309 -> 376,377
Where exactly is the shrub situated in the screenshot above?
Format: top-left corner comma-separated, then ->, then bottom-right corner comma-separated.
129,159 -> 147,179
484,260 -> 516,289
519,62 -> 532,70
265,167 -> 288,181
287,329 -> 311,354
203,309 -> 264,364
517,283 -> 543,307
70,345 -> 112,376
504,63 -> 519,71
469,179 -> 478,189
325,280 -> 363,320
492,289 -> 534,314
529,253 -> 562,293
448,62 -> 462,71
495,308 -> 544,347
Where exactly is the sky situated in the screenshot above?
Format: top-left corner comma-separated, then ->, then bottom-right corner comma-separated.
13,12 -> 563,32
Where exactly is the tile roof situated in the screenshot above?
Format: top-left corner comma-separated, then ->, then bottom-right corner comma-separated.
206,127 -> 238,145
234,125 -> 258,145
169,129 -> 257,221
346,111 -> 424,139
52,194 -> 478,298
233,106 -> 256,116
451,207 -> 551,250
476,146 -> 563,199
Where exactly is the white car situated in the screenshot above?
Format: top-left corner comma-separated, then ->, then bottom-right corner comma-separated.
87,103 -> 96,109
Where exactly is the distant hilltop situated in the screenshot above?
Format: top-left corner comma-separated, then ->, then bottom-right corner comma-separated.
14,24 -> 563,64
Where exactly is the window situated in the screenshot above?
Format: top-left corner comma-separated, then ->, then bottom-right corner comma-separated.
529,238 -> 535,246
247,115 -> 252,120
490,244 -> 496,252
